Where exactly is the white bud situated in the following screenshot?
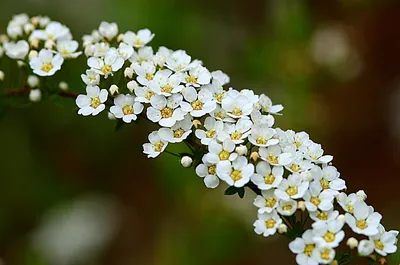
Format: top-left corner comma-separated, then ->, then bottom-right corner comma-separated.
108,112 -> 116,120
235,145 -> 248,156
127,80 -> 138,93
29,89 -> 41,102
23,23 -> 34,34
358,239 -> 374,256
346,237 -> 358,249
124,67 -> 134,79
44,39 -> 55,49
84,44 -> 95,57
59,81 -> 68,91
117,33 -> 124,43
28,50 -> 38,60
39,16 -> 50,27
27,75 -> 39,88
109,84 -> 119,96
31,17 -> 39,27
7,23 -> 22,39
297,201 -> 306,211
277,224 -> 287,234
337,214 -> 346,224
17,61 -> 25,68
356,190 -> 367,201
180,156 -> 193,168
0,70 -> 4,81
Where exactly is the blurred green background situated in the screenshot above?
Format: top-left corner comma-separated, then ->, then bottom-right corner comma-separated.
0,0 -> 400,264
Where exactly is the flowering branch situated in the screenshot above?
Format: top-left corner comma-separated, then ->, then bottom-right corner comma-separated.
0,13 -> 398,265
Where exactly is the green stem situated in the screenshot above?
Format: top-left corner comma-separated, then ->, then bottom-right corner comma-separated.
164,150 -> 181,158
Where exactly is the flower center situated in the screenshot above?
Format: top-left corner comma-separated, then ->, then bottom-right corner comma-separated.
231,131 -> 243,140
41,63 -> 54,73
346,204 -> 354,214
286,186 -> 298,197
295,141 -> 301,148
323,232 -> 336,243
290,164 -> 301,172
101,64 -> 112,75
191,100 -> 203,110
145,73 -> 154,80
231,107 -> 242,116
283,204 -> 292,211
161,107 -> 173,118
215,112 -> 224,119
310,196 -> 321,206
265,219 -> 276,229
161,84 -> 173,93
256,137 -> 267,145
185,74 -> 197,84
146,90 -> 155,100
320,249 -> 331,261
263,174 -> 274,185
317,211 -> 328,221
304,244 -> 315,257
265,197 -> 276,208
153,141 -> 164,152
218,150 -> 230,161
122,105 -> 134,115
356,220 -> 368,230
90,96 -> 101,108
267,153 -> 279,164
173,128 -> 185,138
206,129 -> 216,138
320,179 -> 330,190
374,240 -> 384,251
230,170 -> 242,181
208,165 -> 216,175
215,93 -> 224,102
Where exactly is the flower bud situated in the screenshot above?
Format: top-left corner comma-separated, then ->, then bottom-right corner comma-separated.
27,75 -> 39,88
235,145 -> 248,156
346,237 -> 358,249
193,119 -> 202,128
29,89 -> 41,102
23,23 -> 34,34
109,84 -> 119,96
30,38 -> 39,49
337,214 -> 346,224
117,33 -> 124,43
84,44 -> 95,57
297,201 -> 306,211
127,80 -> 138,93
358,240 -> 374,256
28,50 -> 38,60
39,16 -> 50,27
44,39 -> 55,49
59,81 -> 68,91
17,61 -> 25,68
0,70 -> 4,81
108,112 -> 116,120
356,190 -> 367,201
30,16 -> 39,27
277,224 -> 287,234
377,257 -> 387,265
180,156 -> 193,168
250,151 -> 260,162
254,102 -> 262,110
0,34 -> 9,44
124,67 -> 133,79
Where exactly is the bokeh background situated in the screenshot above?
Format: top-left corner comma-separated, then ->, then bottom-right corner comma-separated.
0,0 -> 400,264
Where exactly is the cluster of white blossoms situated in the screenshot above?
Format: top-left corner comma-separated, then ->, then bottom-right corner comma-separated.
0,13 -> 80,79
0,16 -> 397,264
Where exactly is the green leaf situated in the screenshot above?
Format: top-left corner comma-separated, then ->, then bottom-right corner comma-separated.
224,186 -> 245,198
238,188 -> 245,198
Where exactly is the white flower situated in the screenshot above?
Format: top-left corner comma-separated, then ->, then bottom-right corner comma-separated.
146,94 -> 186,127
29,89 -> 41,102
129,46 -> 153,63
131,61 -> 156,86
217,118 -> 252,144
309,209 -> 339,223
274,173 -> 309,201
345,201 -> 382,236
216,156 -> 254,187
123,29 -> 154,48
312,247 -> 335,264
369,226 -> 398,256
210,105 -> 236,123
88,48 -> 124,78
203,78 -> 226,103
181,87 -> 217,117
7,22 -> 22,39
204,139 -> 238,166
259,94 -> 283,114
183,65 -> 211,87
92,42 -> 109,57
253,190 -> 279,214
221,94 -> 253,119
81,69 -> 100,86
312,219 -> 345,248
149,69 -> 184,96
248,125 -> 278,147
251,161 -> 283,190
195,157 -> 219,188
4,40 -> 29,59
165,50 -> 192,72
57,40 -> 81,58
250,110 -> 275,127
313,165 -> 346,195
277,199 -> 297,216
259,145 -> 293,166
211,70 -> 230,85
289,230 -> 319,265
303,181 -> 335,212
29,49 -> 64,76
180,156 -> 193,168
118,42 -> 134,60
195,117 -> 224,145
23,23 -> 34,34
152,46 -> 172,67
253,210 -> 282,237
75,86 -> 108,116
133,85 -> 155,103
142,131 -> 168,158
98,21 -> 118,40
158,115 -> 192,143
304,142 -> 333,164
27,75 -> 39,88
337,192 -> 359,214
110,94 -> 144,123
358,239 -> 374,256
30,21 -> 71,41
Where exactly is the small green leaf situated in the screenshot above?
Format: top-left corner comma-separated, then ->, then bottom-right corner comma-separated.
238,188 -> 245,198
224,186 -> 245,198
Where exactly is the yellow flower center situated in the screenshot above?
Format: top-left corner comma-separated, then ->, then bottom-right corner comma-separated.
41,63 -> 54,73
310,196 -> 321,206
346,204 -> 354,214
215,93 -> 224,102
191,100 -> 203,110
153,141 -> 164,152
256,137 -> 267,145
356,220 -> 368,230
230,170 -> 242,181
216,112 -> 224,119
323,232 -> 336,243
265,197 -> 277,208
161,107 -> 174,118
206,129 -> 216,138
122,105 -> 134,115
283,204 -> 292,211
231,131 -> 243,140
185,74 -> 197,84
146,90 -> 155,100
90,96 -> 101,108
173,128 -> 185,138
101,64 -> 112,75
208,165 -> 216,175
304,244 -> 315,257
231,107 -> 242,116
320,179 -> 330,190
290,164 -> 301,172
286,186 -> 298,197
219,150 -> 230,161
161,84 -> 173,93
295,141 -> 301,148
317,212 -> 328,221
265,219 -> 276,229
321,248 -> 331,261
264,174 -> 275,185
145,73 -> 154,80
374,240 -> 384,251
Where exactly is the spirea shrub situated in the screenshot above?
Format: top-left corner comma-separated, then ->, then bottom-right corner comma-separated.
0,14 -> 398,265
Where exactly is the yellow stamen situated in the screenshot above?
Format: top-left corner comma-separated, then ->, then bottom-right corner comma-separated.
41,63 -> 54,73
161,107 -> 173,118
90,97 -> 101,108
230,170 -> 242,181
122,105 -> 133,115
264,174 -> 275,185
265,219 -> 276,229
